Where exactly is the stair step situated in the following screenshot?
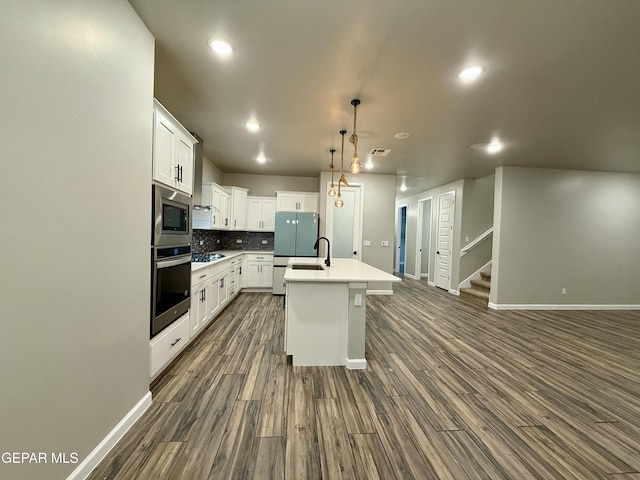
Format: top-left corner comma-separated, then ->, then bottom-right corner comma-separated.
461,287 -> 490,300
480,271 -> 491,281
470,279 -> 491,290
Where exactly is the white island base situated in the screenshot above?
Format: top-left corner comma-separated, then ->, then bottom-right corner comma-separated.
284,258 -> 401,369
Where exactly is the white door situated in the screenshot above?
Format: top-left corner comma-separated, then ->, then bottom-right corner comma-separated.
435,191 -> 455,290
325,185 -> 362,259
416,198 -> 432,281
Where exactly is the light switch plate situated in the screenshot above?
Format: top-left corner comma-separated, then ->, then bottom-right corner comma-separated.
381,240 -> 389,247
262,240 -> 268,244
363,240 -> 371,247
236,239 -> 243,243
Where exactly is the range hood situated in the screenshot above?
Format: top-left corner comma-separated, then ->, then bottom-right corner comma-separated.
191,132 -> 210,210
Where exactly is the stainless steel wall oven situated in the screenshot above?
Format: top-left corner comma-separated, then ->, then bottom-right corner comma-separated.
151,245 -> 191,338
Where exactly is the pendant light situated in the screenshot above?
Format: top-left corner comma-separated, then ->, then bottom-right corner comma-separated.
349,99 -> 362,174
328,148 -> 336,197
336,130 -> 348,208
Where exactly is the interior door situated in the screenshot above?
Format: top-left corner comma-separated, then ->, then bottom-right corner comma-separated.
326,185 -> 362,259
435,191 -> 455,290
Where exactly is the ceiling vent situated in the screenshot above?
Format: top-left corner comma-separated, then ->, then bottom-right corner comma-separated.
369,148 -> 391,157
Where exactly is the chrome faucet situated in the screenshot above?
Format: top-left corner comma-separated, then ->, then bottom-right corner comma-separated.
313,236 -> 331,267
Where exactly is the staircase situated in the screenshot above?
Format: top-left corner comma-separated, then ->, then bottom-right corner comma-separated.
461,271 -> 491,301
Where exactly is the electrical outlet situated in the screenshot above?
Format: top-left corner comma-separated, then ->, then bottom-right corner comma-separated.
262,239 -> 268,244
381,240 -> 389,247
465,236 -> 469,242
236,239 -> 243,244
363,240 -> 371,247
354,293 -> 363,306
199,240 -> 204,245
561,288 -> 567,295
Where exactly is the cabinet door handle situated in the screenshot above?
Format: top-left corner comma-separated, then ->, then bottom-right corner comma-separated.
200,274 -> 207,279
175,165 -> 180,181
213,214 -> 216,224
170,337 -> 182,347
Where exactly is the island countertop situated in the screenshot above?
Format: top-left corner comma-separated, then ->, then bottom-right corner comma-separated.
284,257 -> 401,284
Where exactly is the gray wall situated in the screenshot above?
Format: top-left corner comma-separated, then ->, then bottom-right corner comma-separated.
1,2 -> 154,479
459,175 -> 495,282
491,166 -> 640,306
223,173 -> 319,196
203,155 -> 225,184
319,171 -> 397,291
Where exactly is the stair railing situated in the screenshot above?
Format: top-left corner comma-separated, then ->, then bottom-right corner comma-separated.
460,227 -> 493,257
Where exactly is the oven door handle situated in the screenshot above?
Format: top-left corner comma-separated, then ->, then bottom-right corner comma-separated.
156,256 -> 191,269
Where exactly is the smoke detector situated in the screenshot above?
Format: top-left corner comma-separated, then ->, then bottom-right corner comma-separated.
369,148 -> 391,157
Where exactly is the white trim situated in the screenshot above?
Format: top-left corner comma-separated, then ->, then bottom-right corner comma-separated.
403,272 -> 419,280
449,289 -> 460,296
459,260 -> 492,289
415,197 -> 433,282
489,302 -> 640,311
345,357 -> 367,369
66,392 -> 152,480
366,289 -> 394,295
428,280 -> 436,287
460,227 -> 493,257
395,202 -> 409,274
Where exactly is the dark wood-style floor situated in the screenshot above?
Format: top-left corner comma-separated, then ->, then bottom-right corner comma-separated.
89,279 -> 640,479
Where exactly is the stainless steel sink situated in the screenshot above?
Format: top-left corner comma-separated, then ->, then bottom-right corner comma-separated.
291,264 -> 325,270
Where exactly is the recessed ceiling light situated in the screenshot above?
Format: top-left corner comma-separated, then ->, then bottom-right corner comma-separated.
458,65 -> 483,83
394,132 -> 410,140
486,140 -> 503,154
208,39 -> 233,55
257,154 -> 266,164
365,159 -> 374,170
246,122 -> 261,132
471,140 -> 504,154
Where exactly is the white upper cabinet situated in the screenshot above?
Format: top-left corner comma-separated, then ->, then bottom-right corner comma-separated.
247,196 -> 276,232
276,191 -> 319,213
152,99 -> 196,195
227,187 -> 248,230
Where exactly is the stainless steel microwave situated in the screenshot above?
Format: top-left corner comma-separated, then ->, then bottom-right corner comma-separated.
152,184 -> 192,247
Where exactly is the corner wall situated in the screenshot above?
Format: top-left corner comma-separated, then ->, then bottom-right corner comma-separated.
0,2 -> 154,479
491,166 -> 640,308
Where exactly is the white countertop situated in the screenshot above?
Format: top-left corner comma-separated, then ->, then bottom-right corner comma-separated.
191,250 -> 273,272
284,257 -> 401,283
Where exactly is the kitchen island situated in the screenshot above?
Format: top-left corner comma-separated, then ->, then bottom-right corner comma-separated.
284,257 -> 401,369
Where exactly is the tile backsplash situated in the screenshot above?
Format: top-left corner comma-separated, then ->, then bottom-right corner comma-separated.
193,230 -> 274,253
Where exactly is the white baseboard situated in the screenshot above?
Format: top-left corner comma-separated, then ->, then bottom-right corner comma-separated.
449,289 -> 460,296
345,357 -> 367,369
420,273 -> 429,279
66,391 -> 152,480
366,289 -> 393,295
489,302 -> 640,311
403,272 -> 418,280
428,281 -> 436,287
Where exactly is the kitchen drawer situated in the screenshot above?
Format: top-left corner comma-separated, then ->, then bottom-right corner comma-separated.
245,253 -> 273,262
209,261 -> 228,277
150,313 -> 189,378
191,267 -> 210,287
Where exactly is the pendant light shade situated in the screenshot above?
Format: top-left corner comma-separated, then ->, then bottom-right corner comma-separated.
349,99 -> 362,174
328,148 -> 336,197
335,130 -> 347,208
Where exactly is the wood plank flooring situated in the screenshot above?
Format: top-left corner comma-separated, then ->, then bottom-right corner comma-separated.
88,279 -> 640,479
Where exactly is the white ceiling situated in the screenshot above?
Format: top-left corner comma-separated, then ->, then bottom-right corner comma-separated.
129,0 -> 640,196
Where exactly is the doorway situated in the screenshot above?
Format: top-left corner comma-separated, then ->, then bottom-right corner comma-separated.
395,204 -> 407,275
416,198 -> 432,282
325,184 -> 363,260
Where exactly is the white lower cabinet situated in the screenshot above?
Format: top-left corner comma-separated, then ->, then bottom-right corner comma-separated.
150,312 -> 189,379
244,254 -> 273,288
